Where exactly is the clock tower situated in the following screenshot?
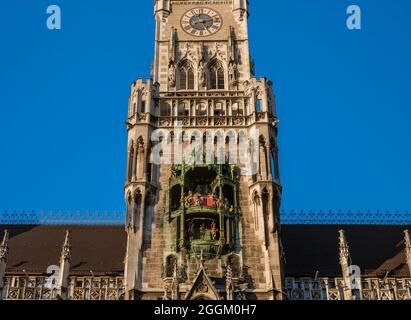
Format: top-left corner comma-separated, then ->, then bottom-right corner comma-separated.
124,0 -> 284,300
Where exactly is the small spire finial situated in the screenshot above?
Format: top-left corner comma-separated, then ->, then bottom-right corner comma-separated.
60,230 -> 72,263
1,230 -> 9,245
338,230 -> 350,262
405,230 -> 411,248
338,229 -> 354,300
0,230 -> 9,261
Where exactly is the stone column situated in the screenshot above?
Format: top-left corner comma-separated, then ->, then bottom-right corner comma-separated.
0,230 -> 9,300
58,230 -> 72,300
146,78 -> 153,113
338,230 -> 353,300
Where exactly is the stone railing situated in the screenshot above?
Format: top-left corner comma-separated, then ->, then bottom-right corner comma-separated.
2,275 -> 124,301
285,277 -> 411,301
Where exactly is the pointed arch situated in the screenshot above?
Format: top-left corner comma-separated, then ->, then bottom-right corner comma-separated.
227,254 -> 241,278
225,130 -> 237,165
208,59 -> 225,90
253,190 -> 261,232
160,102 -> 172,117
127,141 -> 135,183
126,191 -> 133,206
213,129 -> 225,164
165,254 -> 178,278
178,59 -> 195,90
262,188 -> 271,247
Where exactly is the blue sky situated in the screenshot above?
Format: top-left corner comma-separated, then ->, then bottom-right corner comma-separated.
0,1 -> 410,217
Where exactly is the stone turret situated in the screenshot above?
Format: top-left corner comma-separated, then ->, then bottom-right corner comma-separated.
338,230 -> 353,300
154,0 -> 171,17
58,230 -> 72,300
404,230 -> 411,276
0,230 -> 9,300
233,0 -> 249,18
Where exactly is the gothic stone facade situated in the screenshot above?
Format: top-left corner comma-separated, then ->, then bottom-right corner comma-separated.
123,0 -> 283,300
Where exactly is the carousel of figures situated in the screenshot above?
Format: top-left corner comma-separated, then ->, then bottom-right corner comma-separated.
186,219 -> 220,242
184,184 -> 227,209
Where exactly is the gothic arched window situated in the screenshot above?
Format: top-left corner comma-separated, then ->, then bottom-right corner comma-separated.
209,62 -> 225,90
179,62 -> 195,90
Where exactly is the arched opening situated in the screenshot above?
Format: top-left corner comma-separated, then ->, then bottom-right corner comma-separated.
232,102 -> 243,116
214,102 -> 224,116
225,131 -> 237,164
178,102 -> 189,116
165,255 -> 178,278
179,61 -> 195,90
160,102 -> 172,117
209,60 -> 225,90
227,254 -> 241,278
262,189 -> 270,247
127,142 -> 135,182
170,185 -> 182,211
192,295 -> 213,301
196,103 -> 207,116
253,192 -> 260,232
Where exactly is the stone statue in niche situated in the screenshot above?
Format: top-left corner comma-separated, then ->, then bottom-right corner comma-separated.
188,220 -> 195,240
198,61 -> 206,88
168,62 -> 176,88
229,61 -> 238,86
210,221 -> 219,240
199,223 -> 206,240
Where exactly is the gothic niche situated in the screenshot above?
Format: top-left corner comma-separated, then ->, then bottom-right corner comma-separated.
165,255 -> 178,278
227,254 -> 241,278
167,165 -> 239,259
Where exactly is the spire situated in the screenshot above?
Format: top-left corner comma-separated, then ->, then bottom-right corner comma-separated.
338,230 -> 353,300
57,230 -> 72,300
228,26 -> 237,63
0,230 -> 9,300
404,230 -> 411,276
60,230 -> 72,263
338,230 -> 350,266
169,27 -> 177,63
0,230 -> 9,262
225,264 -> 234,300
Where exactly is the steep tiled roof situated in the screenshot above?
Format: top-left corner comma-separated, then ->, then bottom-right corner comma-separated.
282,225 -> 410,277
1,224 -> 409,278
0,225 -> 126,275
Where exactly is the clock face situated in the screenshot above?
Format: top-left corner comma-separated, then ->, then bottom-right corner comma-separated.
181,8 -> 222,37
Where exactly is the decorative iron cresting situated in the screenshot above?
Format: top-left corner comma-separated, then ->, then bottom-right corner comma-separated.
0,210 -> 410,226
0,211 -> 126,226
281,210 -> 411,225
